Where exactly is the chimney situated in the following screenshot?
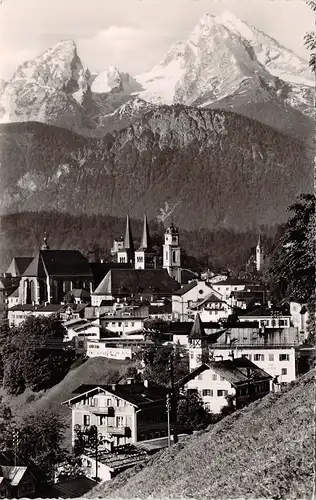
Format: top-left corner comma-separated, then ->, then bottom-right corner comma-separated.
143,379 -> 149,388
127,377 -> 134,385
111,384 -> 116,391
268,300 -> 272,309
100,259 -> 104,263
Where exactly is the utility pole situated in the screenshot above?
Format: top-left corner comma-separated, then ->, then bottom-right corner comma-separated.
166,394 -> 171,447
169,353 -> 178,444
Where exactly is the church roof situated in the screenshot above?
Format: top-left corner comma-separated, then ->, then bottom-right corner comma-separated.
89,262 -> 132,288
22,250 -> 92,278
93,269 -> 181,296
137,214 -> 153,251
188,313 -> 207,339
123,214 -> 134,251
6,257 -> 33,277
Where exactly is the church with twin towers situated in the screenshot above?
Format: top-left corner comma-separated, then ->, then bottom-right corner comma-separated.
112,214 -> 182,283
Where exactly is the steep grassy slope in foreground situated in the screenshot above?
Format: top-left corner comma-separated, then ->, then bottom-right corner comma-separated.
1,356 -> 137,448
87,369 -> 315,499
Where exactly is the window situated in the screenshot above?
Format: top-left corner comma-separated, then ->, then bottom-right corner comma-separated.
269,354 -> 274,361
281,368 -> 288,375
254,354 -> 264,361
220,376 -> 225,381
119,257 -> 125,263
199,289 -> 204,295
198,374 -> 203,380
279,319 -> 286,326
78,341 -> 84,348
83,415 -> 90,426
118,322 -> 122,327
279,354 -> 290,361
217,390 -> 228,397
116,416 -> 124,427
99,415 -> 107,425
165,251 -> 168,261
172,252 -> 176,263
212,374 -> 217,381
115,398 -> 120,407
107,399 -> 112,406
137,256 -> 143,263
131,322 -> 135,327
190,352 -> 194,359
202,389 -> 213,397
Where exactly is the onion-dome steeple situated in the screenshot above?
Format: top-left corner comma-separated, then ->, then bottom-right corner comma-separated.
41,233 -> 49,250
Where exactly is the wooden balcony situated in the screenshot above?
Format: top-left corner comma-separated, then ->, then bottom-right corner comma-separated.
104,426 -> 130,436
80,405 -> 115,416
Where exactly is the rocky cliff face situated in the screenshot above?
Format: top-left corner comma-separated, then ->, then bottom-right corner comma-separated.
0,13 -> 313,141
0,107 -> 312,231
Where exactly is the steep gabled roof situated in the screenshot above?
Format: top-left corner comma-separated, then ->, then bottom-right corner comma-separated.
178,357 -> 272,388
215,279 -> 260,286
64,382 -> 169,407
191,293 -> 228,310
23,250 -> 92,278
93,269 -> 180,296
6,257 -> 33,277
188,313 -> 207,339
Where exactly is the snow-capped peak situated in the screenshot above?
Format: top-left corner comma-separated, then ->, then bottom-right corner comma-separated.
215,11 -> 256,40
92,66 -> 141,94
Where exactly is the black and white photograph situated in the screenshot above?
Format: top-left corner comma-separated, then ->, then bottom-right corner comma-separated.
0,0 -> 315,498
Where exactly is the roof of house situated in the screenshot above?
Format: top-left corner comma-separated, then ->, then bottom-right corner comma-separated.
173,280 -> 217,297
71,288 -> 91,299
8,304 -> 63,313
215,279 -> 260,286
242,306 -> 290,318
42,477 -> 97,498
65,382 -> 169,407
181,269 -> 200,285
89,262 -> 133,288
6,257 -> 33,277
7,287 -> 19,298
179,357 -> 272,388
0,451 -> 42,482
83,446 -> 148,471
22,250 -> 93,278
169,321 -> 222,334
93,269 -> 181,296
191,293 -> 227,310
0,466 -> 28,486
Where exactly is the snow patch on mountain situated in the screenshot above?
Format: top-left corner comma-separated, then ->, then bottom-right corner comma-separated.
91,66 -> 142,94
216,11 -> 313,87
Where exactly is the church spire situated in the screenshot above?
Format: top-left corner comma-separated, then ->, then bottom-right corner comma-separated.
123,214 -> 134,251
41,233 -> 49,250
189,313 -> 207,340
139,213 -> 152,250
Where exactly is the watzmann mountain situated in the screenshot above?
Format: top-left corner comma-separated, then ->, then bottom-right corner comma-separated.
0,12 -> 313,231
0,12 -> 314,140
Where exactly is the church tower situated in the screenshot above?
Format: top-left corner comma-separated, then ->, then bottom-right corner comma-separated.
163,220 -> 181,283
256,234 -> 264,272
188,314 -> 209,371
134,213 -> 157,269
117,214 -> 135,264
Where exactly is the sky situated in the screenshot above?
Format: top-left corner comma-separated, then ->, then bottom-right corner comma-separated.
0,0 -> 313,80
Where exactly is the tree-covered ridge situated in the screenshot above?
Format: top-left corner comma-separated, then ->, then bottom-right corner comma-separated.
0,106 -> 313,231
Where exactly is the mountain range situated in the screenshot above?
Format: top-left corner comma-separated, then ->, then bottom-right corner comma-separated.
0,12 -> 313,230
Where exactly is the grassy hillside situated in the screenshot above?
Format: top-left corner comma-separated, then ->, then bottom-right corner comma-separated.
86,369 -> 315,499
1,356 -> 138,448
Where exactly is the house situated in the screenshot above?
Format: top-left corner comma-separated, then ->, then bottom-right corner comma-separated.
0,277 -> 20,305
238,306 -> 292,329
180,357 -> 272,414
7,303 -> 63,327
169,321 -> 223,346
190,293 -> 232,322
172,280 -> 221,321
7,287 -> 20,308
91,268 -> 180,305
86,341 -> 135,360
0,451 -> 40,499
213,278 -> 261,304
67,288 -> 91,304
80,445 -> 148,482
207,325 -> 301,385
62,379 -> 170,449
